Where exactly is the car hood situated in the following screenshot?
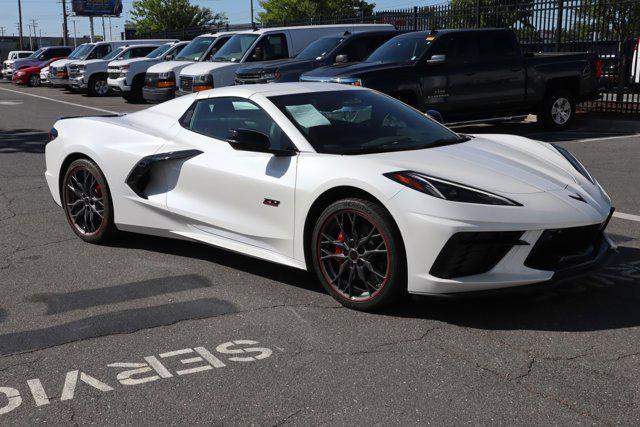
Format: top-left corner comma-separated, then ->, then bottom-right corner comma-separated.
49,58 -> 75,68
147,60 -> 194,74
15,65 -> 40,73
13,58 -> 40,68
238,58 -> 309,73
302,61 -> 407,78
180,61 -> 235,76
109,57 -> 156,67
367,134 -> 596,196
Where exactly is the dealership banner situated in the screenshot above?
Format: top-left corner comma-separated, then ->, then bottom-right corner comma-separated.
72,0 -> 123,17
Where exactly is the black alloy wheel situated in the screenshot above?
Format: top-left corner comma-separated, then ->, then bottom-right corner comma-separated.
62,159 -> 116,243
311,198 -> 405,310
28,74 -> 41,87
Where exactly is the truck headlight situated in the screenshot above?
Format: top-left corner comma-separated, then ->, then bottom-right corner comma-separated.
263,71 -> 281,82
119,65 -> 129,78
192,74 -> 213,91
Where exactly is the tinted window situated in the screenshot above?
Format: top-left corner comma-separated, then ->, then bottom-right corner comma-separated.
269,90 -> 462,155
18,52 -> 32,58
102,47 -> 125,61
247,34 -> 289,62
71,44 -> 94,59
366,36 -> 432,63
478,31 -> 519,58
90,44 -> 112,59
186,97 -> 293,150
213,34 -> 259,62
449,34 -> 480,63
203,36 -> 231,61
338,34 -> 393,62
297,37 -> 343,60
126,46 -> 157,58
147,44 -> 173,59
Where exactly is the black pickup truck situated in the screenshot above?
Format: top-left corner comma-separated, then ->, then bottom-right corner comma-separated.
300,28 -> 601,129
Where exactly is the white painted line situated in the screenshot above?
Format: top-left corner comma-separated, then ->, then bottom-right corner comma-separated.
0,86 -> 117,114
614,212 -> 640,223
576,134 -> 640,143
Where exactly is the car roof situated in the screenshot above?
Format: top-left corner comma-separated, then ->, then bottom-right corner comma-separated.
196,82 -> 363,100
397,28 -> 512,38
233,24 -> 393,35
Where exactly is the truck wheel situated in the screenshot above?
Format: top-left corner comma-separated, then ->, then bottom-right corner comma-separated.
88,75 -> 110,97
123,75 -> 145,103
538,90 -> 575,130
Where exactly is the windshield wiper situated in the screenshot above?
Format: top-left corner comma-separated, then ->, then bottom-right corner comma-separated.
429,135 -> 470,148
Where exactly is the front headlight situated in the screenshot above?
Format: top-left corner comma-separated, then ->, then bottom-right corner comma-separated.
157,71 -> 173,80
192,74 -> 213,91
193,74 -> 211,83
119,65 -> 129,77
552,144 -> 595,184
385,171 -> 522,206
15,71 -> 24,76
263,70 -> 280,82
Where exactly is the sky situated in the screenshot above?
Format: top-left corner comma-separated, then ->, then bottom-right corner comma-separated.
0,0 -> 438,41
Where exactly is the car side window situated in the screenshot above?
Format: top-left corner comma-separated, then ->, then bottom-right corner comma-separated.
449,34 -> 480,64
184,97 -> 294,150
128,46 -> 156,58
90,44 -> 111,59
336,37 -> 377,62
249,34 -> 289,62
479,32 -> 519,58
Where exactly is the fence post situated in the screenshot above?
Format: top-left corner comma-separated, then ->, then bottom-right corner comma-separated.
555,0 -> 563,52
413,6 -> 418,31
475,0 -> 481,28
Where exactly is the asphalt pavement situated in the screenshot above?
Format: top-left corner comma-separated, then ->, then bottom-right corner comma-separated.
1,80 -> 640,425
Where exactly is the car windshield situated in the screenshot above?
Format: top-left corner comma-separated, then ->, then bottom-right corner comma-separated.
74,44 -> 96,60
68,44 -> 90,59
297,37 -> 343,60
269,90 -> 466,155
175,37 -> 215,61
212,34 -> 258,62
29,48 -> 45,59
366,36 -> 432,63
147,44 -> 172,58
102,47 -> 125,61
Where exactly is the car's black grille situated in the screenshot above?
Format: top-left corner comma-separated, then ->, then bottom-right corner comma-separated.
525,223 -> 606,271
235,73 -> 264,84
430,231 -> 524,279
180,76 -> 193,92
108,72 -> 120,79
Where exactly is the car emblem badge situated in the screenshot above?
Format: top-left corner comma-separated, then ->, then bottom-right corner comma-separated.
569,193 -> 587,203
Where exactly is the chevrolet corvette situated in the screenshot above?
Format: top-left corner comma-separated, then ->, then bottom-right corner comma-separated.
45,83 -> 614,310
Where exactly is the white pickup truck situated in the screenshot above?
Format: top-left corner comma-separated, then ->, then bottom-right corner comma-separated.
142,32 -> 235,103
107,41 -> 188,102
67,40 -> 175,96
177,24 -> 394,95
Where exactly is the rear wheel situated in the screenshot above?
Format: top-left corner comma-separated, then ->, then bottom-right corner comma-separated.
88,75 -> 109,97
28,74 -> 41,87
62,159 -> 116,243
311,198 -> 406,311
538,89 -> 575,130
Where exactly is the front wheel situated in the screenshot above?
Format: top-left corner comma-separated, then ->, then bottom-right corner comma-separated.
311,198 -> 406,310
88,75 -> 109,97
538,89 -> 576,130
28,74 -> 41,87
62,159 -> 117,243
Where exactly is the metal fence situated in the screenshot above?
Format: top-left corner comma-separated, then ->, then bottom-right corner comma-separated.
132,0 -> 640,115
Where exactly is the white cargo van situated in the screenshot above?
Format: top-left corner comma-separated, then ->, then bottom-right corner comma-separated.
177,24 -> 394,94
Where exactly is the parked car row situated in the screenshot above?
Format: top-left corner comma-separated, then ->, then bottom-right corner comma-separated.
4,26 -> 603,129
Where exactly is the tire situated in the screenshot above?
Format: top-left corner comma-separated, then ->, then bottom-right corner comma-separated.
123,75 -> 146,103
538,89 -> 576,130
61,159 -> 117,244
28,74 -> 41,87
88,75 -> 109,97
310,198 -> 406,311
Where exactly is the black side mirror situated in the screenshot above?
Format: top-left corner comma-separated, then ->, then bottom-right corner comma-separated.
335,54 -> 348,64
425,110 -> 443,123
252,46 -> 264,61
164,54 -> 173,61
427,54 -> 446,65
227,129 -> 271,152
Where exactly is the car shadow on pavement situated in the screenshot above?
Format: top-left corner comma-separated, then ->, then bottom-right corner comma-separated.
386,246 -> 640,333
27,274 -> 213,315
0,129 -> 48,154
106,232 -> 322,295
0,298 -> 237,356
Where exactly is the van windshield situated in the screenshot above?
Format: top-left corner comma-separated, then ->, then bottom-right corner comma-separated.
212,34 -> 259,62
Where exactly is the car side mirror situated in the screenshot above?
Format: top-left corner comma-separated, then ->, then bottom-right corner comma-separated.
425,110 -> 443,123
252,46 -> 264,61
427,54 -> 446,64
227,128 -> 271,153
164,54 -> 173,61
335,54 -> 348,64
39,55 -> 46,60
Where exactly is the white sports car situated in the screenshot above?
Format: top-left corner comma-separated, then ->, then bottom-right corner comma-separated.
45,83 -> 614,310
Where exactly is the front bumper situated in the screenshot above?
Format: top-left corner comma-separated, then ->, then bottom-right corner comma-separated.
142,86 -> 176,103
108,76 -> 130,92
69,76 -> 87,89
12,75 -> 28,85
2,69 -> 14,78
49,76 -> 70,87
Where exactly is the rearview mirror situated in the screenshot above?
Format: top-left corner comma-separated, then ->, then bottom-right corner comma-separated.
335,54 -> 348,64
427,54 -> 446,64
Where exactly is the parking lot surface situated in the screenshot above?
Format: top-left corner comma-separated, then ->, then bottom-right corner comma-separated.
1,80 -> 640,425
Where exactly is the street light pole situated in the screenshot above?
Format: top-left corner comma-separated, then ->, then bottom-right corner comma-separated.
250,0 -> 254,29
61,0 -> 69,45
72,20 -> 77,47
17,0 -> 24,49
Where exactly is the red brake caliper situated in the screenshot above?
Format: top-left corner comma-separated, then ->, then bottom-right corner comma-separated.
335,231 -> 345,265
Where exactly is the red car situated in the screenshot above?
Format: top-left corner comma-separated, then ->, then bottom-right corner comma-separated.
12,57 -> 66,87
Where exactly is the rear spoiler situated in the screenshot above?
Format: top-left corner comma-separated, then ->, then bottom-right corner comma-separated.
57,113 -> 126,120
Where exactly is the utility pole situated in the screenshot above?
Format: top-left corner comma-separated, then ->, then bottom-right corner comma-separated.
89,16 -> 94,42
61,0 -> 69,45
28,23 -> 33,50
108,17 -> 112,41
250,0 -> 254,29
102,16 -> 106,41
17,0 -> 24,49
0,27 -> 5,39
29,19 -> 38,50
71,20 -> 77,47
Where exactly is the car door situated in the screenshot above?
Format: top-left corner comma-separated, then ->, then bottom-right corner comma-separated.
165,96 -> 298,257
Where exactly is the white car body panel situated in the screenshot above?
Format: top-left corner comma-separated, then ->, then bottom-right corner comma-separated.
45,83 -> 613,296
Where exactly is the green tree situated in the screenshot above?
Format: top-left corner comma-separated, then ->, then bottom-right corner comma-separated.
258,0 -> 375,25
129,0 -> 228,33
448,0 -> 535,29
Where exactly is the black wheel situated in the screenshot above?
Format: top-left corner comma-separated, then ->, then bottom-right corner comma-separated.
538,89 -> 576,130
62,159 -> 116,243
88,75 -> 109,97
311,198 -> 406,310
124,74 -> 146,103
28,74 -> 41,87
